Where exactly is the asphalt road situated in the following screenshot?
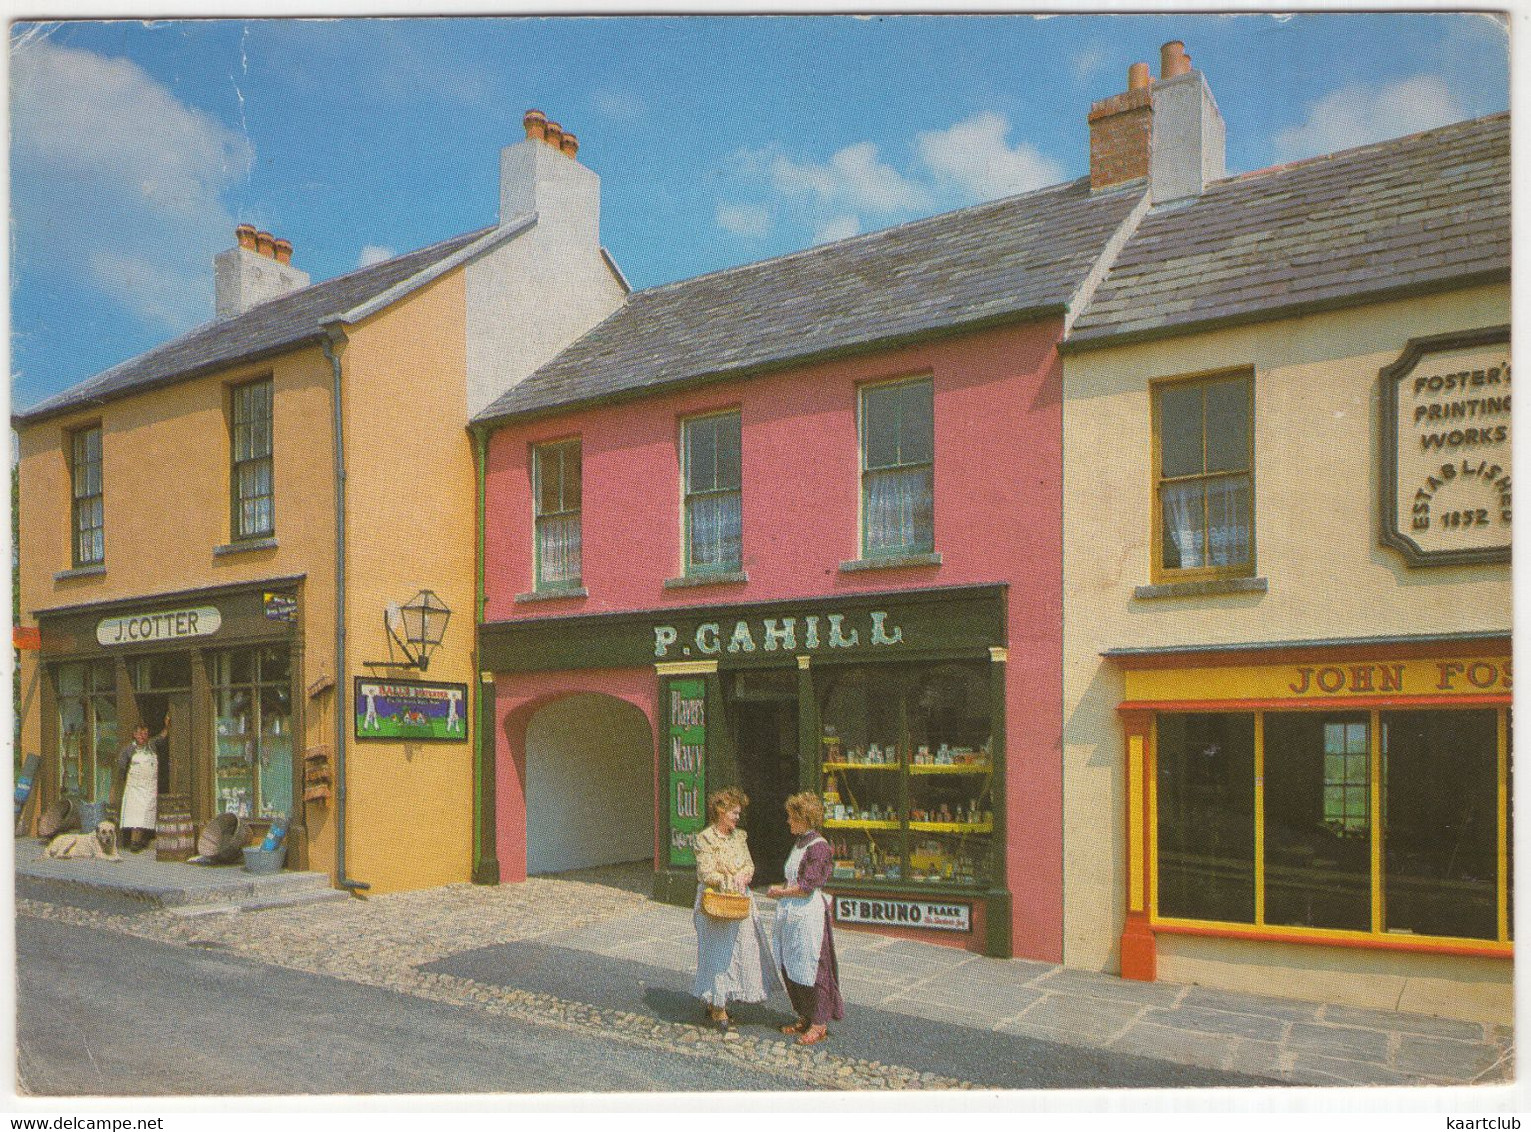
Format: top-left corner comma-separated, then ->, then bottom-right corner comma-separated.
16,916 -> 796,1096
427,940 -> 1275,1090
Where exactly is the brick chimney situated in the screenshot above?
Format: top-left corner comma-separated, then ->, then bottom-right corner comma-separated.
1089,40 -> 1226,204
498,109 -> 601,248
214,227 -> 310,319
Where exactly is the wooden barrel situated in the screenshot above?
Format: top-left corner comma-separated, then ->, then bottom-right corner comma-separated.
155,794 -> 195,861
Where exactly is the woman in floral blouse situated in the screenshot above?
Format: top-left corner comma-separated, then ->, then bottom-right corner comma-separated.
692,786 -> 778,1030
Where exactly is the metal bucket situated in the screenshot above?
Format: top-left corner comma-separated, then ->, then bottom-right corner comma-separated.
242,845 -> 287,875
78,800 -> 107,831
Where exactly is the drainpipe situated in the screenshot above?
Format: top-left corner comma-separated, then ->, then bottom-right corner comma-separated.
471,424 -> 499,884
323,326 -> 370,896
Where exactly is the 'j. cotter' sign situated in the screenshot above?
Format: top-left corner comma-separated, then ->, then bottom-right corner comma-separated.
1381,327 -> 1511,567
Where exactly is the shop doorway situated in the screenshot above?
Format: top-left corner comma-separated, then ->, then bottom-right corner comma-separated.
131,690 -> 192,796
734,696 -> 800,888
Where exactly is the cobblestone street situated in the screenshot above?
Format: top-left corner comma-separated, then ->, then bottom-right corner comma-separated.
14,860 -> 1515,1093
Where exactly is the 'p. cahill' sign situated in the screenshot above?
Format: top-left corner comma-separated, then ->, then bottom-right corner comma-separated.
1381,326 -> 1511,566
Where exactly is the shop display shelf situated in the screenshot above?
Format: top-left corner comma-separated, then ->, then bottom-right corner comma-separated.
823,818 -> 901,830
822,761 -> 901,771
908,763 -> 991,775
908,820 -> 993,833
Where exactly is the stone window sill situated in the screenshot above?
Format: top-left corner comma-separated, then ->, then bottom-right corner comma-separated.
663,571 -> 748,589
54,564 -> 106,582
214,537 -> 279,557
514,586 -> 588,604
840,552 -> 942,573
1133,576 -> 1268,600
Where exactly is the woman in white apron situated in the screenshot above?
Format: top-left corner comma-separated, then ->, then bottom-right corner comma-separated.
768,791 -> 845,1045
114,718 -> 166,852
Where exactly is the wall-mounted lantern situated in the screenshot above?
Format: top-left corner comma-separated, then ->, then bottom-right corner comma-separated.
372,589 -> 452,671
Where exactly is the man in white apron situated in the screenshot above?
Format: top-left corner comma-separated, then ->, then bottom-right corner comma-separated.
113,717 -> 168,853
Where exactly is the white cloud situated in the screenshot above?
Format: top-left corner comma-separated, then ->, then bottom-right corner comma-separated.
1070,44 -> 1108,84
770,141 -> 932,216
591,89 -> 646,122
11,40 -> 253,329
357,245 -> 396,268
1273,76 -> 1464,162
915,112 -> 1065,201
716,204 -> 771,238
814,216 -> 861,244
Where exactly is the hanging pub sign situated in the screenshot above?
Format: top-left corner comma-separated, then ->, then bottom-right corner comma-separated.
1380,326 -> 1511,566
353,678 -> 469,742
666,678 -> 707,868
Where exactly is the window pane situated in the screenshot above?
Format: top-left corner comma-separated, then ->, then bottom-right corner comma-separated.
91,693 -> 117,802
1205,475 -> 1251,567
900,381 -> 934,465
563,444 -> 581,510
1263,713 -> 1371,931
1203,377 -> 1249,472
58,662 -> 85,697
685,418 -> 718,493
534,446 -> 562,515
1156,713 -> 1256,924
1160,480 -> 1206,570
687,491 -> 741,571
1383,710 -> 1498,940
1158,383 -> 1204,477
259,646 -> 291,685
537,513 -> 582,585
91,660 -> 115,693
714,414 -> 741,491
865,466 -> 934,555
863,386 -> 901,469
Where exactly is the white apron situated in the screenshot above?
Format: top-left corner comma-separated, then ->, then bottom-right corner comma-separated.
120,744 -> 158,831
773,834 -> 830,987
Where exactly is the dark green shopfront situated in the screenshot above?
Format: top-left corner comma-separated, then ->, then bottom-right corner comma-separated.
480,584 -> 1016,956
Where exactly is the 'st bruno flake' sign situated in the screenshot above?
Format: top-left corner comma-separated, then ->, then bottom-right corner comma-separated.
1381,326 -> 1511,566
834,896 -> 971,933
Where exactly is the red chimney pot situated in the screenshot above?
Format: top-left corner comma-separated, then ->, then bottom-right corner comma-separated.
523,109 -> 547,142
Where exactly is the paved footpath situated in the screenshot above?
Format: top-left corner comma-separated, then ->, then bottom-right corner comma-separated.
15,862 -> 1513,1092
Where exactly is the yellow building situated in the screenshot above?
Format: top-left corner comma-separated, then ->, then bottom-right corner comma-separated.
14,112 -> 625,894
1060,101 -> 1510,1024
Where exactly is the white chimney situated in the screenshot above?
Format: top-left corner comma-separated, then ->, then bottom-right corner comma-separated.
499,109 -> 601,247
214,226 -> 310,319
1148,41 -> 1226,204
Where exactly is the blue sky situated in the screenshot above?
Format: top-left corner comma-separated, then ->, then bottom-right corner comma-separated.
8,12 -> 1510,412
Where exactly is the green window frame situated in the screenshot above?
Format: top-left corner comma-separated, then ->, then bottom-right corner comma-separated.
681,411 -> 742,574
860,377 -> 934,558
533,439 -> 582,589
230,378 -> 274,540
70,425 -> 104,567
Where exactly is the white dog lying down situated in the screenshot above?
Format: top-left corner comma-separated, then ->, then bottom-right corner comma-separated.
46,820 -> 121,861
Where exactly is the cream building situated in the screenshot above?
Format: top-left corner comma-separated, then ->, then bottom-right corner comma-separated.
1060,107 -> 1510,1022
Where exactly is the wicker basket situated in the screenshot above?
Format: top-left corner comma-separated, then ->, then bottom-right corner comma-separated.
701,887 -> 751,921
37,797 -> 79,840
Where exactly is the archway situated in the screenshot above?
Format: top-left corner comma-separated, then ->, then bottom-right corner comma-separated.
524,692 -> 654,874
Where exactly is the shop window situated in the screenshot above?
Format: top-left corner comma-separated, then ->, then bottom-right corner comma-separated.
682,412 -> 742,574
1152,707 -> 1509,945
532,439 -> 582,589
861,377 -> 934,558
230,377 -> 274,540
818,662 -> 992,889
70,425 -> 104,567
1263,714 -> 1371,931
211,646 -> 292,820
1382,710 -> 1500,941
1155,713 -> 1256,924
1152,372 -> 1252,580
55,660 -> 116,802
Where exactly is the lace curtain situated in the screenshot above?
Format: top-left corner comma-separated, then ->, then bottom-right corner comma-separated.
866,466 -> 933,555
537,513 -> 582,586
1162,476 -> 1250,569
688,492 -> 741,570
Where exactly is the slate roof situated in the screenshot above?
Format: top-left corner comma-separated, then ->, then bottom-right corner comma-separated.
15,225 -> 497,425
474,176 -> 1145,424
1067,113 -> 1510,347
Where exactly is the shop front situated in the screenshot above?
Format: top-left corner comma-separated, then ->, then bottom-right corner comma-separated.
33,577 -> 307,861
483,583 -> 1014,956
1109,632 -> 1512,1020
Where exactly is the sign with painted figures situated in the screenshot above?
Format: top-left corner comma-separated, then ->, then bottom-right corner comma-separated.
353,678 -> 469,742
666,678 -> 707,868
1381,326 -> 1511,566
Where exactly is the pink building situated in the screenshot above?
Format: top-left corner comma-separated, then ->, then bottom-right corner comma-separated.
472,165 -> 1147,961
